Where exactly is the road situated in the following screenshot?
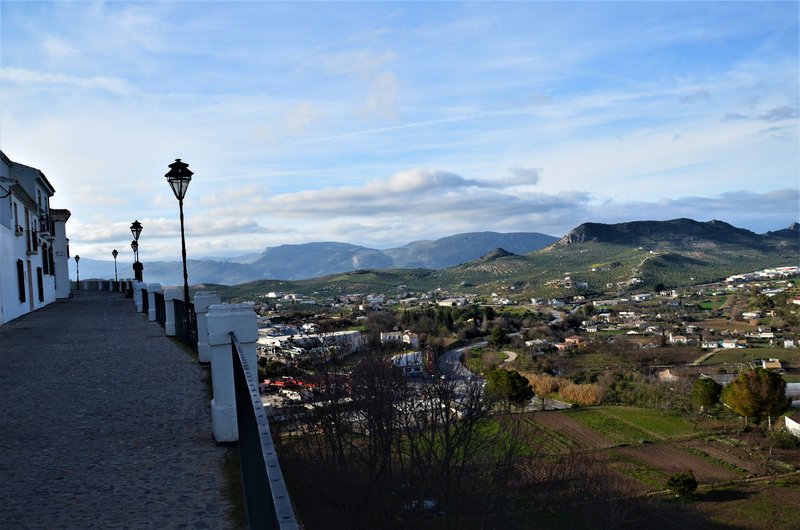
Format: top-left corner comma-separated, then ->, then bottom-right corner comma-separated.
437,341 -> 486,381
498,350 -> 518,368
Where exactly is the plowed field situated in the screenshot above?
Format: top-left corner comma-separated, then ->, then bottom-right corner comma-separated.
528,411 -> 614,449
617,444 -> 740,483
683,439 -> 766,476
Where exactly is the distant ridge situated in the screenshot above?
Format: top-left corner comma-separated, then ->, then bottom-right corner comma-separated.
250,231 -> 556,279
765,222 -> 799,239
554,218 -> 778,249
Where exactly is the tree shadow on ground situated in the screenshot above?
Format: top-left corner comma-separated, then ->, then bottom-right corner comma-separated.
693,488 -> 753,503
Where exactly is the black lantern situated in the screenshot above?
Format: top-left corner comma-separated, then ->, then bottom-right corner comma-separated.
165,159 -> 193,328
130,221 -> 143,282
166,159 -> 193,200
112,249 -> 119,282
74,255 -> 80,290
130,220 -> 143,241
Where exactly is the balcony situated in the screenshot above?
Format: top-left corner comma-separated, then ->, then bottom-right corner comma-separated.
0,283 -> 298,529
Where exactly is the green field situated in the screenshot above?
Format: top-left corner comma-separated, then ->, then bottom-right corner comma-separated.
609,449 -> 668,488
565,406 -> 698,443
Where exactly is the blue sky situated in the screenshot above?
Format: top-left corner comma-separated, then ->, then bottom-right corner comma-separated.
1,1 -> 798,263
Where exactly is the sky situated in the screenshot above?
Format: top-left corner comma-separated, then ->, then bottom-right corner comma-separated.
1,1 -> 798,264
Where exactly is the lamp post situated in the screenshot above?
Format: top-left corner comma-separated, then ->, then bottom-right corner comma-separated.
130,220 -> 143,282
112,249 -> 118,282
165,159 -> 193,328
74,255 -> 80,290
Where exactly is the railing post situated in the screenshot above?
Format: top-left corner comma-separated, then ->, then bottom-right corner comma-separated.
133,282 -> 144,312
194,291 -> 221,363
164,288 -> 182,336
147,283 -> 162,322
206,303 -> 257,443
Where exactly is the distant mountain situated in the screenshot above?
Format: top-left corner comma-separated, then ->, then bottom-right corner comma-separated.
383,232 -> 553,268
75,231 -> 558,285
554,218 -> 791,249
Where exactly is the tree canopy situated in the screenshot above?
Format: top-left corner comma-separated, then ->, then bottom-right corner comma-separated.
691,377 -> 722,411
485,369 -> 534,405
667,470 -> 698,497
722,368 -> 791,425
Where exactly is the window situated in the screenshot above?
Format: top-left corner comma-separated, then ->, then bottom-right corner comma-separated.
37,267 -> 44,302
24,207 -> 31,251
16,260 -> 25,302
42,243 -> 49,274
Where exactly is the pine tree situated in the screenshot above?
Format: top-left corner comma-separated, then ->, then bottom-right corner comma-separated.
722,368 -> 791,428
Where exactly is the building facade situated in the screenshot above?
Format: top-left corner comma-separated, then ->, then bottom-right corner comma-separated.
0,151 -> 71,326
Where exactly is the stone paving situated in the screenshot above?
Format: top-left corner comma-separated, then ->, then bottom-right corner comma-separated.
0,290 -> 237,529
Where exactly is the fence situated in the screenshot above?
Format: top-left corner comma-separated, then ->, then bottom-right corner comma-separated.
173,298 -> 198,351
154,291 -> 166,328
231,332 -> 299,529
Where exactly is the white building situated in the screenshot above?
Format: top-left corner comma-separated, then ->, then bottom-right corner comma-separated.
1,151 -> 71,326
391,351 -> 424,377
380,330 -> 420,349
786,411 -> 800,439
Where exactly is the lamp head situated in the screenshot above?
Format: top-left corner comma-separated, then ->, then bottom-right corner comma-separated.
130,220 -> 143,241
165,158 -> 193,200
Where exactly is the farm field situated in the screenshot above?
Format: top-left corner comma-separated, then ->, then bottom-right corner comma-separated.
616,443 -> 741,483
659,476 -> 800,530
525,410 -> 614,449
698,348 -> 800,367
696,318 -> 759,332
564,406 -> 698,443
521,406 -> 799,492
682,439 -> 766,476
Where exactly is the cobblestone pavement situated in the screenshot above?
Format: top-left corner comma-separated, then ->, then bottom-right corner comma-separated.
0,291 -> 237,529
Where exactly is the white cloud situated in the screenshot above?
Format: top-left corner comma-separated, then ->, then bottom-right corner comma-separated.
42,35 -> 78,59
0,67 -> 135,95
364,71 -> 398,121
283,101 -> 321,135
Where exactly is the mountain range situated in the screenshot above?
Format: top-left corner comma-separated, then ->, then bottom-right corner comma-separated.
75,231 -> 558,286
74,219 -> 798,292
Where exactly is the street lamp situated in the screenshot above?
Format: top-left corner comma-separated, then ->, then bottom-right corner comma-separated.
165,159 -> 193,320
130,220 -> 143,282
112,249 -> 118,282
74,255 -> 80,290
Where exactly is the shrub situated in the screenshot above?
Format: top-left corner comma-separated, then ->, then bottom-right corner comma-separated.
666,470 -> 697,497
768,429 -> 800,449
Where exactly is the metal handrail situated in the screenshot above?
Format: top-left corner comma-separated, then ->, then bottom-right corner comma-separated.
230,332 -> 299,530
173,299 -> 198,351
154,292 -> 166,327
